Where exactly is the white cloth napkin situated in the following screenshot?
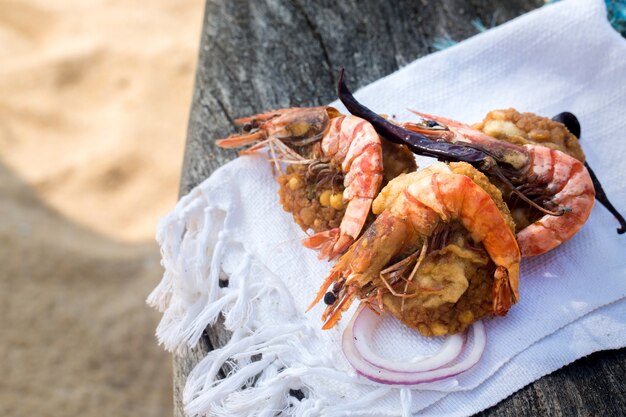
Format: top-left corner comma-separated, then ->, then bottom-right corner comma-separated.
148,0 -> 626,415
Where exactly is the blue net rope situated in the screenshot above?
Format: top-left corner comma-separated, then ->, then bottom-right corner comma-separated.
434,0 -> 626,50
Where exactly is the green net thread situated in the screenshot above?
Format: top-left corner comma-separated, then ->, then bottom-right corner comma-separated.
433,0 -> 626,50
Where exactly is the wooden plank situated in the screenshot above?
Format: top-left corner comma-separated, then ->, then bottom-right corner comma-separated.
176,0 -> 626,415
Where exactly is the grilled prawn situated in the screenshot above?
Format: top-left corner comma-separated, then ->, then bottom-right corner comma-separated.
216,107 -> 415,260
308,162 -> 521,336
403,111 -> 595,257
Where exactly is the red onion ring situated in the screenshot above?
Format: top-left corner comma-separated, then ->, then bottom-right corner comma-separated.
352,306 -> 465,372
342,304 -> 486,386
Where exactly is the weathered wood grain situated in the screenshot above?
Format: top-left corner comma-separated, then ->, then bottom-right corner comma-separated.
176,0 -> 626,415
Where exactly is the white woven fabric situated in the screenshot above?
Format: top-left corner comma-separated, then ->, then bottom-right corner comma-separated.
148,0 -> 626,415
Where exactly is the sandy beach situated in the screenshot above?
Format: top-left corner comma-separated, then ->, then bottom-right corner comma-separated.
0,0 -> 204,414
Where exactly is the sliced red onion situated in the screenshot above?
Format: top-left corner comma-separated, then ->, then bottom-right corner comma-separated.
352,306 -> 465,372
342,304 -> 486,387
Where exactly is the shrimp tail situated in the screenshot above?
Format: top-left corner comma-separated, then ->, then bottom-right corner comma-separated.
492,266 -> 514,316
302,228 -> 350,261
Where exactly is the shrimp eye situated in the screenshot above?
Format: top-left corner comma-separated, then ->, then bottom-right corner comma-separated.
323,291 -> 337,305
426,120 -> 439,128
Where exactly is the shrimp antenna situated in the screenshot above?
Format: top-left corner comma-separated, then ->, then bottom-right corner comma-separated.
552,112 -> 626,234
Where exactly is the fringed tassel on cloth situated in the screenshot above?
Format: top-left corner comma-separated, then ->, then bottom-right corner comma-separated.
147,195 -> 233,351
185,331 -> 371,417
147,180 -> 353,416
147,166 -> 446,416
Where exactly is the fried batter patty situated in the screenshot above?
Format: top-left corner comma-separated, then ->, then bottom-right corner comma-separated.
277,164 -> 345,233
472,108 -> 585,161
276,139 -> 416,234
379,163 -> 515,337
473,108 -> 586,232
